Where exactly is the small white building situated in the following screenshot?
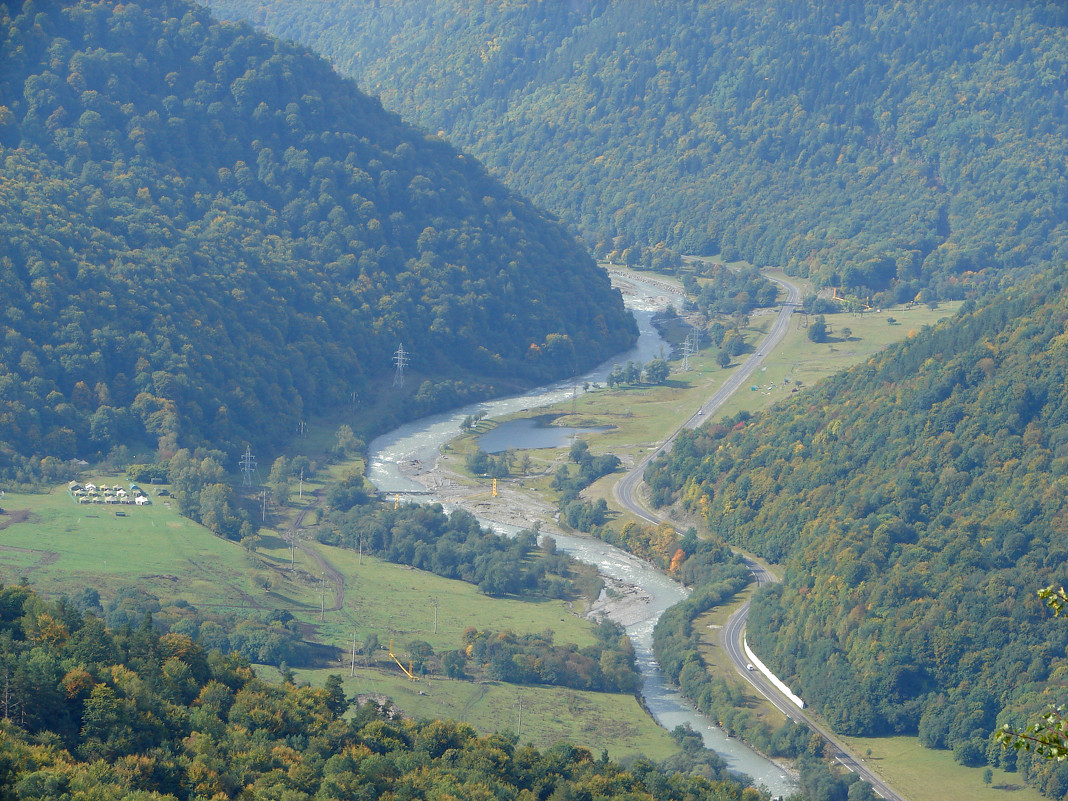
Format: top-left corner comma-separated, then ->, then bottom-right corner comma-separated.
135,495 -> 150,505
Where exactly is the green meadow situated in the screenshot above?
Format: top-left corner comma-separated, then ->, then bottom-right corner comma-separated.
0,483 -> 263,606
839,735 -> 1046,801
287,664 -> 678,761
0,484 -> 677,759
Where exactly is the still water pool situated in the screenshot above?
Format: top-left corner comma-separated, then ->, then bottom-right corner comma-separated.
476,415 -> 613,453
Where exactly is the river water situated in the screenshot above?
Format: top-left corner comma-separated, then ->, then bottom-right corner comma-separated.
366,276 -> 797,798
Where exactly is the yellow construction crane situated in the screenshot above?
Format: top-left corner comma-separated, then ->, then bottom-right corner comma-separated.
388,639 -> 417,681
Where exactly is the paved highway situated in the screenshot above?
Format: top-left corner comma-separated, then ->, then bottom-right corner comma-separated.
612,273 -> 800,522
611,275 -> 907,801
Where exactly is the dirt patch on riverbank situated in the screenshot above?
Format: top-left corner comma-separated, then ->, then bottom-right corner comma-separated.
586,577 -> 657,627
0,509 -> 31,531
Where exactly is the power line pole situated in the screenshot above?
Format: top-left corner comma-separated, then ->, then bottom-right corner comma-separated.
393,343 -> 409,388
680,327 -> 700,371
430,597 -> 439,634
239,445 -> 256,487
351,627 -> 358,678
516,694 -> 523,738
320,572 -> 327,622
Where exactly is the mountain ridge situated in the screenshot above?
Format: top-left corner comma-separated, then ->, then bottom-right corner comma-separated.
0,0 -> 636,480
204,0 -> 1068,302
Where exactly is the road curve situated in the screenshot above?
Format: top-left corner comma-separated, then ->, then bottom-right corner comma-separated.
612,273 -> 800,523
611,275 -> 908,801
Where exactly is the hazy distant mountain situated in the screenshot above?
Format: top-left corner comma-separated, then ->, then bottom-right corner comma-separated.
0,0 -> 635,477
204,0 -> 1068,303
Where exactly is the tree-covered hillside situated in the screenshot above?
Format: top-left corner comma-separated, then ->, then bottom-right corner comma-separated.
0,583 -> 773,801
645,275 -> 1068,794
0,0 -> 635,481
204,0 -> 1068,302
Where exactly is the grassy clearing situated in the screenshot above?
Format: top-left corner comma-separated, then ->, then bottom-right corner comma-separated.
838,735 -> 1045,801
0,484 -> 675,758
711,300 -> 960,422
0,486 -> 601,654
290,542 -> 599,653
286,663 -> 678,761
0,485 -> 265,606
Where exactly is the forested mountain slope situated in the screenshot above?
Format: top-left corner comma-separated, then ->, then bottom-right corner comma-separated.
204,0 -> 1068,302
0,0 -> 635,480
646,276 -> 1068,792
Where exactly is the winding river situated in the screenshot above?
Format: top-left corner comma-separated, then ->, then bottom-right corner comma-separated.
367,276 -> 798,798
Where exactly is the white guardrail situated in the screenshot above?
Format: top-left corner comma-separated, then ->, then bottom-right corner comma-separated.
744,637 -> 806,709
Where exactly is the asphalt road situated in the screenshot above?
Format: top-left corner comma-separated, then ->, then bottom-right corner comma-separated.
612,273 -> 800,522
611,275 -> 908,801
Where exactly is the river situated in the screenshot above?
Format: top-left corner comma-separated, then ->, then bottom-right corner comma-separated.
366,275 -> 798,798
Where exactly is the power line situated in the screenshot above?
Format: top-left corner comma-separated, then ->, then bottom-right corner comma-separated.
393,343 -> 409,388
239,445 -> 257,487
680,327 -> 699,372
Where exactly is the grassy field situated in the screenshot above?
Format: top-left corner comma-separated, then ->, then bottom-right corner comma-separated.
286,663 -> 678,761
712,296 -> 959,422
0,483 -> 266,606
839,735 -> 1046,801
0,482 -> 677,758
0,483 -> 602,654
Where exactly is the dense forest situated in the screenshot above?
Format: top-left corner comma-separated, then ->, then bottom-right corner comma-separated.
645,273 -> 1068,797
0,583 -> 782,801
0,0 -> 636,483
206,0 -> 1068,301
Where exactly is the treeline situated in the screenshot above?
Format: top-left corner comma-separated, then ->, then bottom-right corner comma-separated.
553,439 -> 621,533
320,502 -> 604,601
606,357 -> 670,388
76,585 -> 321,668
446,621 -> 641,694
684,263 -> 780,318
0,583 -> 780,801
208,0 -> 1068,301
652,563 -> 809,759
0,0 -> 636,482
645,272 -> 1068,794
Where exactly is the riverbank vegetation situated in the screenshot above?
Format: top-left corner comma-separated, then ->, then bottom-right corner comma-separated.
320,502 -> 604,602
650,551 -> 810,758
445,621 -> 641,695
